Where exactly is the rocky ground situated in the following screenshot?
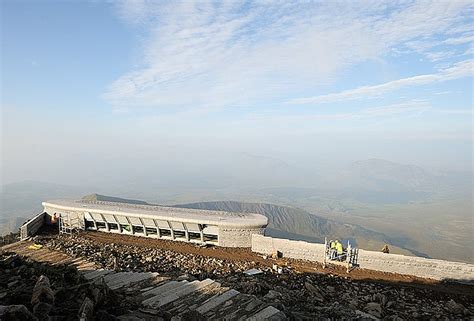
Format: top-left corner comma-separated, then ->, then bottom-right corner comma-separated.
0,251 -> 124,320
21,233 -> 474,320
0,232 -> 20,247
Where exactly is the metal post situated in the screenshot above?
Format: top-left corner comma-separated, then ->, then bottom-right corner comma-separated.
198,224 -> 204,243
323,237 -> 327,268
139,218 -> 147,236
153,220 -> 161,238
346,241 -> 351,273
168,221 -> 175,239
125,217 -> 134,234
113,215 -> 122,233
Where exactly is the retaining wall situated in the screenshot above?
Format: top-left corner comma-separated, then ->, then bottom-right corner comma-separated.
251,234 -> 474,282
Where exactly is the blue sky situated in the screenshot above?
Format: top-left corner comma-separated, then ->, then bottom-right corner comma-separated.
1,0 -> 473,185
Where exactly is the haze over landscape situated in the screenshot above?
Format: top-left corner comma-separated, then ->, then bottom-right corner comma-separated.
1,0 -> 473,264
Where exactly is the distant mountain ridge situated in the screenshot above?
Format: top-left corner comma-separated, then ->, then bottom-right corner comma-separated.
46,192 -> 408,253
173,200 -> 425,256
81,193 -> 150,205
350,159 -> 433,188
8,189 -> 426,256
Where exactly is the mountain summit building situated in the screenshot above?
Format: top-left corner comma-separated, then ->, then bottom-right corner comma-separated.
39,199 -> 268,247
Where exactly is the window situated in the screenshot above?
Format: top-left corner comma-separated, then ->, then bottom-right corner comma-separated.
189,232 -> 201,240
145,227 -> 158,235
159,229 -> 172,237
174,230 -> 186,239
203,234 -> 218,242
108,223 -> 119,230
84,220 -> 95,229
133,225 -> 145,234
96,222 -> 106,229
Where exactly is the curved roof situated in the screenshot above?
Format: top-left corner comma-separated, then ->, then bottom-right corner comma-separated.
43,199 -> 268,228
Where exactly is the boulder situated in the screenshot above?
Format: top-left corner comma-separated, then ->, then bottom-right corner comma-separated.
33,302 -> 52,321
31,275 -> 54,306
446,299 -> 464,315
78,297 -> 94,321
0,305 -> 39,321
264,290 -> 282,300
365,302 -> 382,318
304,282 -> 324,302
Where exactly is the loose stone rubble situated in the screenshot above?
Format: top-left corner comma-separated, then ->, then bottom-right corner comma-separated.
0,252 -> 122,320
0,232 -> 20,246
41,235 -> 258,278
1,233 -> 473,320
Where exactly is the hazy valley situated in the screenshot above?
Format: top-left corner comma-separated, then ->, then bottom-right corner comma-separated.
1,158 -> 472,263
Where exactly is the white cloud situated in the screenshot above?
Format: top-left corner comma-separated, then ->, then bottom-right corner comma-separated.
435,109 -> 473,115
434,91 -> 452,95
443,34 -> 474,45
289,60 -> 473,105
103,1 -> 473,110
246,100 -> 431,125
311,100 -> 430,121
358,100 -> 430,118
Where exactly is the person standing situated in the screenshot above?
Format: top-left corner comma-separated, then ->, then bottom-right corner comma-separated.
335,240 -> 343,260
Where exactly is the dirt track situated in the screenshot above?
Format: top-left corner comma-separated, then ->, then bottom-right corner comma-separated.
79,231 -> 473,297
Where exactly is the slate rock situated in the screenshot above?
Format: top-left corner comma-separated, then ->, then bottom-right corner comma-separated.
365,302 -> 382,318
0,305 -> 39,321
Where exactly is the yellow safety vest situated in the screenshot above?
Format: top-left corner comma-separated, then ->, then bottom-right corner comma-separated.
336,242 -> 343,254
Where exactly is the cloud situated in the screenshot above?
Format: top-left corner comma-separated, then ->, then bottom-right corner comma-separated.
358,100 -> 430,118
289,60 -> 473,105
103,1 -> 473,110
443,34 -> 474,45
435,109 -> 473,115
309,100 -> 430,121
247,100 -> 431,125
434,91 -> 452,95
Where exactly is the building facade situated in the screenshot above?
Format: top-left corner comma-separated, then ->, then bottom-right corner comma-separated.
42,199 -> 268,247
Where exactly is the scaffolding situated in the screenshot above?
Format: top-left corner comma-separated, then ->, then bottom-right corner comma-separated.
58,212 -> 81,235
323,237 -> 359,272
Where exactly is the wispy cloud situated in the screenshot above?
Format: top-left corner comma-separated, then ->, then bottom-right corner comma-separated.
435,109 -> 473,115
247,100 -> 431,124
104,1 -> 473,110
288,60 -> 473,105
443,34 -> 474,46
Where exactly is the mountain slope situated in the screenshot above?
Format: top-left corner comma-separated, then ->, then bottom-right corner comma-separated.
81,193 -> 150,205
326,159 -> 471,204
173,200 -> 421,256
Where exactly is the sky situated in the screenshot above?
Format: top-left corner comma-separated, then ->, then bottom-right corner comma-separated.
1,0 -> 473,187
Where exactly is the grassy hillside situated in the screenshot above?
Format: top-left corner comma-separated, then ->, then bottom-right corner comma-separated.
174,200 -> 417,256
81,193 -> 150,205
2,157 -> 470,263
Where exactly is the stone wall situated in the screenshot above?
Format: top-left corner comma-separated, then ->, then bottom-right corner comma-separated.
251,233 -> 325,262
251,234 -> 474,282
219,227 -> 265,248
